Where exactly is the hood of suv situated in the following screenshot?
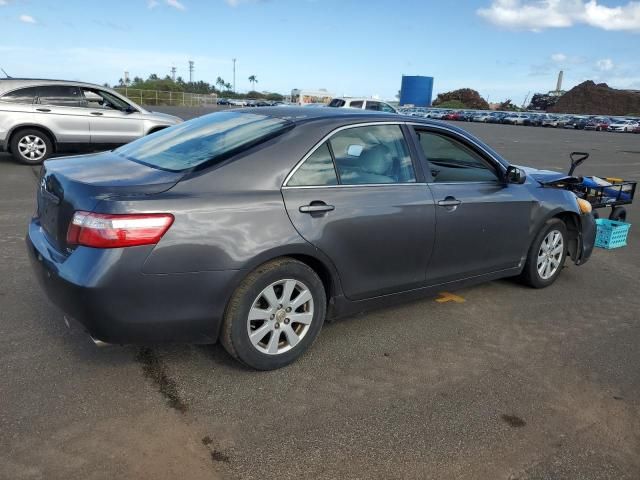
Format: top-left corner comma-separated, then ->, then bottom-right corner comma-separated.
145,111 -> 183,124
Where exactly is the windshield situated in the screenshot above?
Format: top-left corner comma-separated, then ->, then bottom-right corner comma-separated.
115,111 -> 292,172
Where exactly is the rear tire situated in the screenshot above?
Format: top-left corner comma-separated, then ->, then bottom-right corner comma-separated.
10,129 -> 53,165
221,258 -> 326,370
519,219 -> 568,289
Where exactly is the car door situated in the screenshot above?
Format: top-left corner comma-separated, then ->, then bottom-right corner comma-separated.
35,85 -> 90,145
80,88 -> 144,146
282,123 -> 436,301
410,126 -> 535,285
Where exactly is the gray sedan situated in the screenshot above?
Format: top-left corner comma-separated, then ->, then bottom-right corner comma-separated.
27,108 -> 596,370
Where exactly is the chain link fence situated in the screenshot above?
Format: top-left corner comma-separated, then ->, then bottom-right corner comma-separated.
114,88 -> 218,106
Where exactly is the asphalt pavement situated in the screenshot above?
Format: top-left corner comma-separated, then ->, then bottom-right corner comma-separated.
1,113 -> 639,480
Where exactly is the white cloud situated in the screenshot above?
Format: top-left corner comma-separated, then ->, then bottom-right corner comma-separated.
596,58 -> 615,71
147,0 -> 159,8
582,0 -> 640,31
478,0 -> 640,32
551,53 -> 567,63
0,0 -> 8,6
19,14 -> 37,24
166,0 -> 185,10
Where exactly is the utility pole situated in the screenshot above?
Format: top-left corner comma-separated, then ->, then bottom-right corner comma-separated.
124,71 -> 129,85
232,58 -> 236,93
170,66 -> 176,82
188,60 -> 194,83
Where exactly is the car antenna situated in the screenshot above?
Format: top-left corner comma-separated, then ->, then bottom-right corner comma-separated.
0,68 -> 12,79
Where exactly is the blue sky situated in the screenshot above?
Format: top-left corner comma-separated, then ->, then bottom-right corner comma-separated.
1,0 -> 639,102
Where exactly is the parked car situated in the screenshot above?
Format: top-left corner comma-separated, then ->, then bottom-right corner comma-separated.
328,97 -> 397,114
633,124 -> 640,134
541,115 -> 561,127
229,99 -> 247,107
0,78 -> 182,165
584,117 -> 611,131
472,112 -> 493,122
503,113 -> 530,126
608,119 -> 638,132
563,116 -> 589,129
216,98 -> 231,105
488,112 -> 509,124
27,108 -> 596,370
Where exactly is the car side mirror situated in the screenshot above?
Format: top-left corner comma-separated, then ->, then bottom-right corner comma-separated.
506,166 -> 526,184
123,105 -> 136,114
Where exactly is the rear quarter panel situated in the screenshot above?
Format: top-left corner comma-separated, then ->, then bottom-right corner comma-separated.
0,104 -> 37,146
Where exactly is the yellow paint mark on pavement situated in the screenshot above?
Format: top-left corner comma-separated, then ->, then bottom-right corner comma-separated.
435,292 -> 466,303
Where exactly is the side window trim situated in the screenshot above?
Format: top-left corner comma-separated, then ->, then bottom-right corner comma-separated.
408,124 -> 506,184
283,122 -> 424,188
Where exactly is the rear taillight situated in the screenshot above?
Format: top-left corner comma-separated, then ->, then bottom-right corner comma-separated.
66,211 -> 174,248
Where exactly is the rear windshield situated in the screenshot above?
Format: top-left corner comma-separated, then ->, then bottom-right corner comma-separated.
115,111 -> 292,172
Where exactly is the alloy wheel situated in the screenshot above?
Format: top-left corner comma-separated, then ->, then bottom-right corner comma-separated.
247,279 -> 314,355
537,230 -> 564,280
18,135 -> 47,162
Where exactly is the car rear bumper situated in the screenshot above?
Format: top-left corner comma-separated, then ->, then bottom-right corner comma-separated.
26,219 -> 238,345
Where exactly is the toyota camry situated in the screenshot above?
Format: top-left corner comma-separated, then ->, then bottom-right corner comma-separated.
27,108 -> 596,370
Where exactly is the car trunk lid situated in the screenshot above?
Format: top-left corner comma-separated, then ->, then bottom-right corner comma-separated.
36,151 -> 183,251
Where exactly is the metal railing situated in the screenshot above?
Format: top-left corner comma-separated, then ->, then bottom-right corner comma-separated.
114,88 -> 218,106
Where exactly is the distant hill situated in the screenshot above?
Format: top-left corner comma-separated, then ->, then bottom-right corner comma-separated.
549,81 -> 640,116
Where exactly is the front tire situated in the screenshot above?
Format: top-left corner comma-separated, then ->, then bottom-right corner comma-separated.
519,219 -> 568,288
10,129 -> 52,165
221,258 -> 326,370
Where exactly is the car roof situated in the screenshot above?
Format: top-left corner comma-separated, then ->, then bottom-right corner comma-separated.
0,78 -> 109,95
236,106 -> 406,124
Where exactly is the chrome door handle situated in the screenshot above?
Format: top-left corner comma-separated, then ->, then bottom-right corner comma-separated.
437,198 -> 462,207
299,204 -> 335,213
90,112 -> 104,116
36,108 -> 51,112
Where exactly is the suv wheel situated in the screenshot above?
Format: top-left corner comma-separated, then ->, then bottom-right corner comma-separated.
519,219 -> 568,288
221,258 -> 326,370
11,129 -> 52,165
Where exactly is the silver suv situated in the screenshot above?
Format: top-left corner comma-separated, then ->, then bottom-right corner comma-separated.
0,79 -> 182,164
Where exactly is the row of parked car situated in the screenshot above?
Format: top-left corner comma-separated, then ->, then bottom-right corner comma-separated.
399,108 -> 640,133
217,98 -> 285,107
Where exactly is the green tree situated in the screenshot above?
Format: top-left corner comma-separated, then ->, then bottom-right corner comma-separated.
248,75 -> 258,91
435,100 -> 467,109
216,77 -> 226,91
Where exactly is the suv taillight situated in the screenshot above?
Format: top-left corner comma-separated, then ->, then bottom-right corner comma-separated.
66,211 -> 174,248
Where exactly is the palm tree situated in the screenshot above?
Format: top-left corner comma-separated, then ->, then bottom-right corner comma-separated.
225,82 -> 232,91
248,75 -> 258,91
216,77 -> 226,91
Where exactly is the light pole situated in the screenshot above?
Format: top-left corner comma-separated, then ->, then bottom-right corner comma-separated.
232,58 -> 236,93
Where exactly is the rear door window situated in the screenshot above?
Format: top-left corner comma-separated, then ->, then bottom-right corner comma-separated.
0,87 -> 37,104
37,85 -> 84,107
349,100 -> 363,109
330,125 -> 416,185
328,99 -> 345,107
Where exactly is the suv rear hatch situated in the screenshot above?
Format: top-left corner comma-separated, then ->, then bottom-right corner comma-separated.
36,151 -> 183,252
